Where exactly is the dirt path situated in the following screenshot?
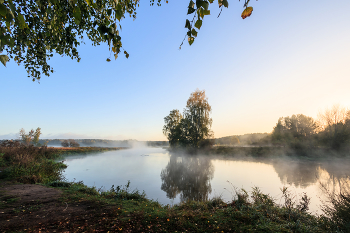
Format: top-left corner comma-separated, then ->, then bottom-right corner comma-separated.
0,182 -> 94,232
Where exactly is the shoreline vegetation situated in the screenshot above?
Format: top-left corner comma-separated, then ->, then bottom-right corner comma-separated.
1,143 -> 349,232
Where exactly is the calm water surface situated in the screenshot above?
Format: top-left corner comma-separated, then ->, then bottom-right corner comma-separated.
62,147 -> 350,215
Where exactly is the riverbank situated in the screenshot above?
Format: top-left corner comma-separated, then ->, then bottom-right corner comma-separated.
0,179 -> 328,232
0,144 -> 346,232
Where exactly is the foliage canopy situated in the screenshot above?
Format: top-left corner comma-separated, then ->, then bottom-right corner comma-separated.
0,0 -> 255,81
163,89 -> 213,149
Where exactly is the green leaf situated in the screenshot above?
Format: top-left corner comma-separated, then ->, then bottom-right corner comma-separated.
0,3 -> 7,16
197,0 -> 209,10
17,13 -> 26,29
106,58 -> 111,62
187,30 -> 191,37
7,0 -> 15,14
73,6 -> 81,24
5,11 -> 14,23
222,0 -> 228,8
241,7 -> 253,19
202,9 -> 210,15
0,54 -> 9,67
188,36 -> 194,46
185,19 -> 191,30
199,8 -> 210,18
97,25 -> 108,34
191,29 -> 197,37
115,5 -> 123,21
194,19 -> 202,29
187,7 -> 195,15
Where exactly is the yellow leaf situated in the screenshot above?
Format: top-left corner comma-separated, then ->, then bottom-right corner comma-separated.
241,7 -> 253,19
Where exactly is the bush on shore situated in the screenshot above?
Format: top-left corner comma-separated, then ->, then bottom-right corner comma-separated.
0,140 -> 64,183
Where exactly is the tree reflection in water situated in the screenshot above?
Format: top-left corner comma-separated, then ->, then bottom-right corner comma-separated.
271,157 -> 350,189
160,154 -> 214,202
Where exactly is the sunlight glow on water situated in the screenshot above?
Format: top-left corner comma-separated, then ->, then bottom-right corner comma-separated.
62,148 -> 350,215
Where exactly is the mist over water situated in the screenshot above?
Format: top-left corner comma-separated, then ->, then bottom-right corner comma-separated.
61,147 -> 350,215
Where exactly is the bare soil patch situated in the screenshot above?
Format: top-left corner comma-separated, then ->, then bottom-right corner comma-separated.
0,182 -> 98,232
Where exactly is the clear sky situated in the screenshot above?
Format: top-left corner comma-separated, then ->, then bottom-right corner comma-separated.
1,0 -> 350,141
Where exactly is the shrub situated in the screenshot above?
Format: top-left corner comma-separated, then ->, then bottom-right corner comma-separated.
61,140 -> 69,147
321,181 -> 350,231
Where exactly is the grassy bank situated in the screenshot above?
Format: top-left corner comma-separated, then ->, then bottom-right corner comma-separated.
0,141 -> 124,183
52,146 -> 125,156
42,181 -> 326,232
0,143 -> 349,232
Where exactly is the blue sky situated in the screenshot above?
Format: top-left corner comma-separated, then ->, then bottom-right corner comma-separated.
1,0 -> 350,141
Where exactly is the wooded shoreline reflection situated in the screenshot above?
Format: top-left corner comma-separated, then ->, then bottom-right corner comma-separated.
160,153 -> 350,202
160,153 -> 214,202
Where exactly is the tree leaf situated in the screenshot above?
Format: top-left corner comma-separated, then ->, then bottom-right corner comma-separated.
7,0 -> 15,14
196,0 -> 209,10
222,0 -> 228,8
204,10 -> 210,15
188,0 -> 195,8
0,54 -> 9,67
194,19 -> 202,29
187,7 -> 195,15
0,3 -> 7,16
5,10 -> 14,23
73,6 -> 81,24
124,51 -> 129,59
188,36 -> 194,46
17,13 -> 26,29
106,58 -> 111,62
191,28 -> 197,37
115,5 -> 123,21
241,7 -> 253,19
185,19 -> 191,30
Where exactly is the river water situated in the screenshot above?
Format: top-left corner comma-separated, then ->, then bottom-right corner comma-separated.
61,147 -> 350,215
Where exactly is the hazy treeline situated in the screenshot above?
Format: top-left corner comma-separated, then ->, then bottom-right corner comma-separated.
216,105 -> 350,152
215,133 -> 269,146
0,139 -> 169,148
36,139 -> 169,148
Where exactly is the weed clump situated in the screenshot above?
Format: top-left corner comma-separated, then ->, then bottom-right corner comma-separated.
101,181 -> 147,201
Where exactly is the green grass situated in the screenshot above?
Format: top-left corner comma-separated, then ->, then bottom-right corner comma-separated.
48,181 -> 325,232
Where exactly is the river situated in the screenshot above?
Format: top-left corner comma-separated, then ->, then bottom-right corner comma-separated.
61,147 -> 350,215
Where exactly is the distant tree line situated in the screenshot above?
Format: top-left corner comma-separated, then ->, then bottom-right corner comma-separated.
215,133 -> 269,146
270,105 -> 350,151
213,105 -> 350,152
34,139 -> 169,148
